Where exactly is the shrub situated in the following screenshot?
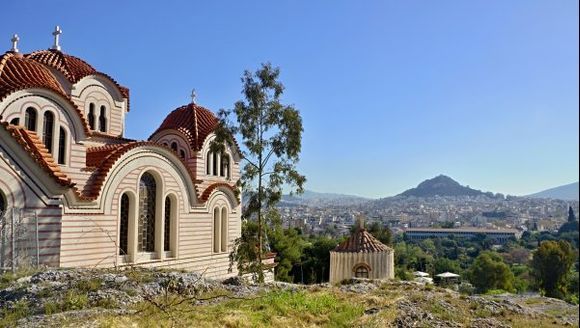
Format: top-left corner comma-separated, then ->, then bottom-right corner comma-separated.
62,290 -> 88,311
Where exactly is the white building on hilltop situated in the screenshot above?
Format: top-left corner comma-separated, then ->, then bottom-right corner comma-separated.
0,28 -> 241,278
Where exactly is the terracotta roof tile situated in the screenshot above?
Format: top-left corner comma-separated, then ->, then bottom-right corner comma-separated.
83,142 -> 201,201
150,103 -> 219,151
200,182 -> 239,204
0,120 -> 74,187
333,229 -> 391,253
0,52 -> 91,135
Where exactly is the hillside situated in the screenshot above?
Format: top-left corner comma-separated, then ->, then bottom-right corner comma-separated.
280,190 -> 371,206
1,268 -> 578,327
398,175 -> 488,198
527,182 -> 579,201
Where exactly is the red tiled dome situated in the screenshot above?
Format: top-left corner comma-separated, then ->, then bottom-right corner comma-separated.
333,228 -> 391,253
0,52 -> 67,101
26,49 -> 96,83
151,103 -> 219,151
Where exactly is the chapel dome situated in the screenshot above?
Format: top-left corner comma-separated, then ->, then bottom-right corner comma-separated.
333,228 -> 391,253
25,49 -> 96,83
0,51 -> 67,101
150,103 -> 219,151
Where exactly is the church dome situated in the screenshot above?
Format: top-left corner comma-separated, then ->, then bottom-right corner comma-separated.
0,52 -> 67,101
26,49 -> 96,83
151,103 -> 219,151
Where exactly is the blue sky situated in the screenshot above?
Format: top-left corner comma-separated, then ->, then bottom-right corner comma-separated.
2,1 -> 578,198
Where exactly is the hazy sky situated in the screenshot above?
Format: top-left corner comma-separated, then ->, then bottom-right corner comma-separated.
2,1 -> 578,198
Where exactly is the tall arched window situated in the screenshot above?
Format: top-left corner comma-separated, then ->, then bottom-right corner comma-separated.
99,105 -> 107,132
213,207 -> 220,253
43,111 -> 54,153
171,142 -> 178,152
206,151 -> 212,175
138,173 -> 156,252
164,196 -> 171,252
221,155 -> 230,179
179,149 -> 186,159
58,127 -> 67,164
220,208 -> 227,252
88,103 -> 96,130
212,152 -> 218,176
25,107 -> 37,131
10,118 -> 19,125
119,193 -> 130,255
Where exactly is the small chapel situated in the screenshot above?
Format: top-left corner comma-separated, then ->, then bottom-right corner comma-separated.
329,217 -> 395,284
0,28 -> 241,278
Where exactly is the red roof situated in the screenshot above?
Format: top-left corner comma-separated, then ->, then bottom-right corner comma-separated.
333,228 -> 391,253
200,182 -> 239,203
0,52 -> 67,101
1,120 -> 74,188
150,103 -> 219,151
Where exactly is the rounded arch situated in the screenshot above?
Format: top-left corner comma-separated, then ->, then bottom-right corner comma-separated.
0,89 -> 88,140
75,75 -> 126,103
204,185 -> 238,210
117,189 -> 136,257
352,262 -> 372,279
95,145 -> 197,214
149,129 -> 194,159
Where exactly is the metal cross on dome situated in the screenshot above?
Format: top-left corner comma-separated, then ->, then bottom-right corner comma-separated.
52,25 -> 62,51
190,89 -> 197,104
10,34 -> 19,53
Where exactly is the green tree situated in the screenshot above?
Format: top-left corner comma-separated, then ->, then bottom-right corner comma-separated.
469,251 -> 515,293
433,257 -> 462,275
214,63 -> 306,282
269,226 -> 305,282
366,222 -> 393,246
531,240 -> 576,299
559,206 -> 579,235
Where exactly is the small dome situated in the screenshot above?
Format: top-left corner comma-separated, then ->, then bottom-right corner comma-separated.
0,52 -> 67,101
333,228 -> 391,253
26,49 -> 96,83
151,103 -> 219,151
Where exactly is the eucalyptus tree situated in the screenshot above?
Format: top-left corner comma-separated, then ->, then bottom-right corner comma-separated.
212,63 -> 305,281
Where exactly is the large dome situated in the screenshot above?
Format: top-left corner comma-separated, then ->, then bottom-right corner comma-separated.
26,49 -> 96,83
151,103 -> 219,151
0,52 -> 67,101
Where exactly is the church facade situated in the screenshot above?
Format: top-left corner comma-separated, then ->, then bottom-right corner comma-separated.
0,29 -> 241,278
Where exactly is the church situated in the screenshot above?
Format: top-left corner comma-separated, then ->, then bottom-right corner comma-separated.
0,27 -> 241,278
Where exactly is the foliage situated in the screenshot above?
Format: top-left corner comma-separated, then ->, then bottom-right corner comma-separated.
229,220 -> 262,279
469,251 -> 515,293
268,225 -> 306,282
294,236 -> 338,284
532,240 -> 576,299
433,257 -> 462,275
366,222 -> 393,245
213,63 -> 306,282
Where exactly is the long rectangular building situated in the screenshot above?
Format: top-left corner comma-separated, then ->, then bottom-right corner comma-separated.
404,228 -> 522,243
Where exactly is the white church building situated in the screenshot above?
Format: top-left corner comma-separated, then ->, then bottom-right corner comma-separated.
0,28 -> 242,278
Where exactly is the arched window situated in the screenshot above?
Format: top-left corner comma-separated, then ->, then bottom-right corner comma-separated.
220,208 -> 227,252
58,127 -> 67,164
221,155 -> 230,179
171,142 -> 178,152
138,173 -> 156,252
88,103 -> 96,130
119,193 -> 130,255
179,149 -> 186,159
213,207 -> 220,253
43,111 -> 54,153
212,151 -> 218,176
206,151 -> 212,175
10,118 -> 19,125
354,264 -> 370,278
99,105 -> 107,132
164,196 -> 171,252
25,107 -> 37,131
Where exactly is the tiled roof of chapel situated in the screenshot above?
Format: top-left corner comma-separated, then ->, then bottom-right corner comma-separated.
333,228 -> 392,253
150,103 -> 219,151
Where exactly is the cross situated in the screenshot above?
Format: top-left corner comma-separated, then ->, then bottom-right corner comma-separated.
190,89 -> 196,104
52,25 -> 62,51
10,34 -> 19,53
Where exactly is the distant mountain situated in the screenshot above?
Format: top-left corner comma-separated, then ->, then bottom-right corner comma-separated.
527,182 -> 579,201
398,175 -> 487,198
280,190 -> 371,206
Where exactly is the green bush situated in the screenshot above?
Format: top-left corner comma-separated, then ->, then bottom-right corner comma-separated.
62,290 -> 88,311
